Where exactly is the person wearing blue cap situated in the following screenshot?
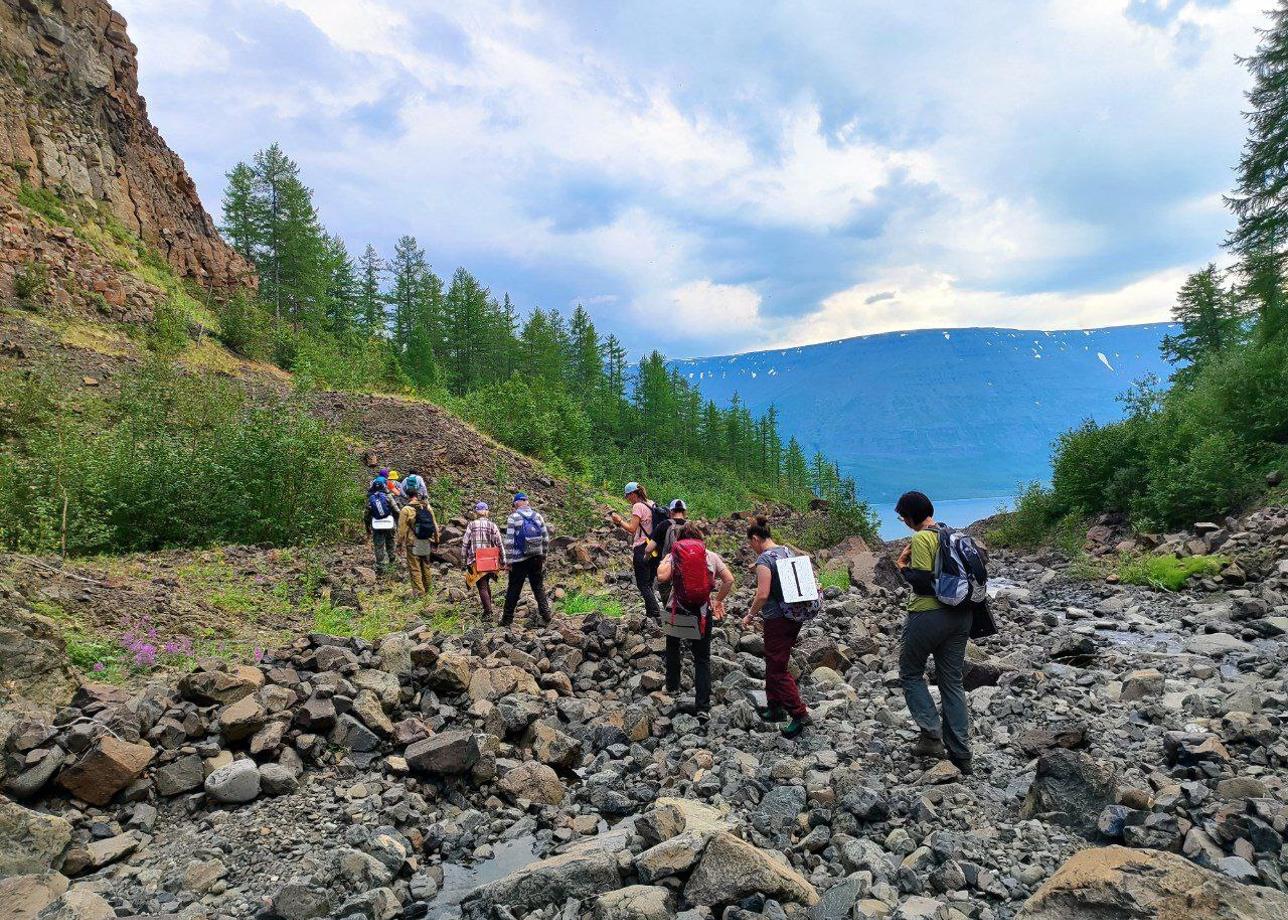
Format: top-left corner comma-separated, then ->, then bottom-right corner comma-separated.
610,481 -> 665,621
503,492 -> 552,627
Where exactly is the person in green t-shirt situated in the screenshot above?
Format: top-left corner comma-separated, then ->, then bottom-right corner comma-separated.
895,491 -> 973,774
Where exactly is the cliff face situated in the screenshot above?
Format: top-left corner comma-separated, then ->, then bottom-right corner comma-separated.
0,0 -> 253,292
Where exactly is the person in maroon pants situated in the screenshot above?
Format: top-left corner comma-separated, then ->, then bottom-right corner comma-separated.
740,516 -> 811,738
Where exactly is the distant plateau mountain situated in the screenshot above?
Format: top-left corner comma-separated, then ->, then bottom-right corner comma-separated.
673,323 -> 1176,510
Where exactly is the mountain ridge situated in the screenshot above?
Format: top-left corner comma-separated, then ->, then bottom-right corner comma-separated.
673,321 -> 1177,504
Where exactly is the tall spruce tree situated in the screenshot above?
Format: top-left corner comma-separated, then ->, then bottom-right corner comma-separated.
1160,264 -> 1244,383
1227,5 -> 1288,338
220,162 -> 259,260
356,244 -> 386,334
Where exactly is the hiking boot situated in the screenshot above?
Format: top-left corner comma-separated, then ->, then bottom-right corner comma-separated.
911,732 -> 946,758
950,756 -> 974,776
757,704 -> 787,723
781,714 -> 812,739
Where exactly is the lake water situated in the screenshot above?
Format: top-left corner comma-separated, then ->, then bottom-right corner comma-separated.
875,496 -> 1012,541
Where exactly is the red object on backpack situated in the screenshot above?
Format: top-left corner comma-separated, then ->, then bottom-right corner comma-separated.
671,538 -> 714,611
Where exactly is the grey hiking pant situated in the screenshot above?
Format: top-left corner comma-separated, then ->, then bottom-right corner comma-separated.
899,608 -> 972,762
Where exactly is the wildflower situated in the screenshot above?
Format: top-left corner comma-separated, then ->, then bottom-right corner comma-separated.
93,661 -> 105,672
253,647 -> 264,663
133,643 -> 157,668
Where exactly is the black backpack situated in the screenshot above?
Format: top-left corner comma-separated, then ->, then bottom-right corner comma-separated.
413,506 -> 438,541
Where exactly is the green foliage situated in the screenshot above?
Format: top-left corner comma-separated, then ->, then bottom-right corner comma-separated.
559,590 -> 624,618
818,564 -> 850,592
1160,265 -> 1246,384
13,260 -> 49,308
427,475 -> 466,520
214,143 -> 873,545
1116,553 -> 1229,592
147,294 -> 191,356
216,292 -> 273,360
17,183 -> 71,225
0,360 -> 364,554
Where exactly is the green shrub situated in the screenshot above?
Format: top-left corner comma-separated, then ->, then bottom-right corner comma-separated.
1116,553 -> 1228,591
13,260 -> 49,308
461,375 -> 593,473
146,294 -> 191,355
0,359 -> 364,554
292,333 -> 409,393
217,292 -> 272,360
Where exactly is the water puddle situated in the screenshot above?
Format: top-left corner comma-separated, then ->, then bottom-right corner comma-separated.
432,834 -> 539,907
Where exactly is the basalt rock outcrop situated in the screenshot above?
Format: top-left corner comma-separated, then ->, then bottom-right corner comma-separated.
0,0 -> 254,301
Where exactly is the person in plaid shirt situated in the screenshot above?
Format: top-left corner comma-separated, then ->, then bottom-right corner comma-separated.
461,502 -> 505,621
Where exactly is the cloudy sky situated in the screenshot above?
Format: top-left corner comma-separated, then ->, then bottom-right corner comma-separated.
116,0 -> 1263,357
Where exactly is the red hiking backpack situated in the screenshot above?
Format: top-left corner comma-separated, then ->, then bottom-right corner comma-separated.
671,538 -> 714,612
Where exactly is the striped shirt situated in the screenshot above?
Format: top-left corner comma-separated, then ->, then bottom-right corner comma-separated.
505,508 -> 550,561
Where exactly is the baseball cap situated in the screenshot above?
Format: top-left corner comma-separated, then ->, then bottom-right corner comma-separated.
624,481 -> 640,496
475,501 -> 489,512
669,499 -> 686,512
513,492 -> 527,503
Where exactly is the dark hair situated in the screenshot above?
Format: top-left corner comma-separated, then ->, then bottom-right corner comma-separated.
407,468 -> 418,476
895,491 -> 934,523
678,522 -> 705,541
631,483 -> 649,502
746,516 -> 772,540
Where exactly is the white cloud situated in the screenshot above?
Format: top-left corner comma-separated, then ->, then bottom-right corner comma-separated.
114,0 -> 1268,355
773,265 -> 1188,348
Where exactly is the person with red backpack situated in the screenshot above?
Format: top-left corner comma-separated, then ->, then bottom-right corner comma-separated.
609,482 -> 666,621
656,522 -> 734,717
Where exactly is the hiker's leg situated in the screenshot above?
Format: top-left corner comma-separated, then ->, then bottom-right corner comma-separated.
665,636 -> 682,694
528,555 -> 552,622
632,546 -> 663,620
405,549 -> 424,593
763,617 -> 803,713
502,559 -> 526,625
379,532 -> 396,573
417,555 -> 433,594
372,531 -> 386,571
776,619 -> 807,718
933,614 -> 973,763
692,634 -> 712,712
900,612 -> 942,738
477,575 -> 496,621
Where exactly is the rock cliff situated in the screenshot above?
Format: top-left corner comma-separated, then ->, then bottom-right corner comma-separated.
0,0 -> 252,293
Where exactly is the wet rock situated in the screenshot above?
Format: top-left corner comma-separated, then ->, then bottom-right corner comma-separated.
56,736 -> 155,806
1017,845 -> 1288,919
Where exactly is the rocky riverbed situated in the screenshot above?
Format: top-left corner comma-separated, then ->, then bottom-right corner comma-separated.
4,509 -> 1288,920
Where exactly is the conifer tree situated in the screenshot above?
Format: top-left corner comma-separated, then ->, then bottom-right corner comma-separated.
356,244 -> 386,334
1227,6 -> 1288,338
220,162 -> 259,260
1160,264 -> 1244,383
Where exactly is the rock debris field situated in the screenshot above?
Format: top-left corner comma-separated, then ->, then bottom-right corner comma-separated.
5,509 -> 1288,920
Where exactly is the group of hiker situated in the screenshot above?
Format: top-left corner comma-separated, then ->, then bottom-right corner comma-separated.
366,470 -> 989,765
366,469 -> 553,627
